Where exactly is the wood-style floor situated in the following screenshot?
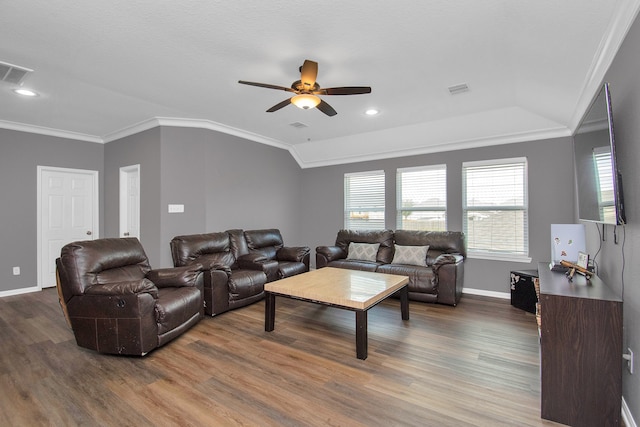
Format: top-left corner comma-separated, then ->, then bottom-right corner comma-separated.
0,288 -> 562,426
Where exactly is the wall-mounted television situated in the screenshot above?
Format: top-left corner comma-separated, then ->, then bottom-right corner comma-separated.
573,82 -> 626,225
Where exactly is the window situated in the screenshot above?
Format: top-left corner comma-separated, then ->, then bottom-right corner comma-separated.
397,165 -> 446,231
344,170 -> 385,230
463,158 -> 529,261
593,147 -> 616,223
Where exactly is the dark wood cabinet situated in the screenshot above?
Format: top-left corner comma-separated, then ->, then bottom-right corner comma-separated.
537,263 -> 623,427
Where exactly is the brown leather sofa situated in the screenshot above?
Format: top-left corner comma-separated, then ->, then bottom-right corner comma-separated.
170,229 -> 310,316
56,237 -> 204,356
316,229 -> 466,306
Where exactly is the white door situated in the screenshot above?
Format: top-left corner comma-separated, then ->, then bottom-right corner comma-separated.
38,166 -> 98,289
119,164 -> 140,239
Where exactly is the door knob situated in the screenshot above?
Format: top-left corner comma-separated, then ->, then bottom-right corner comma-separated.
86,231 -> 92,235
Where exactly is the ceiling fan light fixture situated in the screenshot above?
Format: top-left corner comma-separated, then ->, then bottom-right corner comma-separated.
291,94 -> 321,110
13,88 -> 38,97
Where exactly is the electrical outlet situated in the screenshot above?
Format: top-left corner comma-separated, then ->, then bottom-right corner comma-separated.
12,266 -> 20,276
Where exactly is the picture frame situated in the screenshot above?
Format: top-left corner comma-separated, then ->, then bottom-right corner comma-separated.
577,251 -> 589,269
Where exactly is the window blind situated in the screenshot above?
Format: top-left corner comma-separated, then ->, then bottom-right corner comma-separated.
396,165 -> 446,230
463,158 -> 528,256
344,170 -> 385,230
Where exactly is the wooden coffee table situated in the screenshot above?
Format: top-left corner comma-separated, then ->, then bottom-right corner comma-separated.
264,267 -> 409,360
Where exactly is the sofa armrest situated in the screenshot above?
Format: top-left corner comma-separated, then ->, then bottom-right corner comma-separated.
237,253 -> 279,281
432,254 -> 464,306
316,246 -> 345,262
236,253 -> 269,269
277,246 -> 310,262
315,246 -> 346,269
432,253 -> 463,272
147,263 -> 204,288
85,279 -> 158,298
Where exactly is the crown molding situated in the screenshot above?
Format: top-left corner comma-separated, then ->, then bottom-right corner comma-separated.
568,0 -> 640,132
101,117 -> 291,150
0,119 -> 103,143
292,125 -> 571,169
1,116 -> 571,169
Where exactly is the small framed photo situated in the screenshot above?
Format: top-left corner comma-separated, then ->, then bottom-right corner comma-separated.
577,251 -> 589,269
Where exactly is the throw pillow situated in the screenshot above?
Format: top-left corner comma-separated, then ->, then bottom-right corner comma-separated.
392,245 -> 429,267
346,242 -> 380,262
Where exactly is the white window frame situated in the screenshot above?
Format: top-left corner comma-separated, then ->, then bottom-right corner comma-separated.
462,157 -> 531,262
396,164 -> 447,231
344,170 -> 385,230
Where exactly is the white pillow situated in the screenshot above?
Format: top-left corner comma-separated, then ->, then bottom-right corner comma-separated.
346,242 -> 380,262
392,245 -> 429,267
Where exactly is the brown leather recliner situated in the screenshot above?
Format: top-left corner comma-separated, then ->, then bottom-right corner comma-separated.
56,237 -> 204,356
239,229 -> 310,282
170,231 -> 267,316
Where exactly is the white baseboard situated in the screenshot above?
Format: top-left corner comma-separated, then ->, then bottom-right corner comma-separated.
462,287 -> 510,300
0,285 -> 40,298
623,397 -> 638,427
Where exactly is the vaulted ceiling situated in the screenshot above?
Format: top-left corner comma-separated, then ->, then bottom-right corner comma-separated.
1,1 -> 639,167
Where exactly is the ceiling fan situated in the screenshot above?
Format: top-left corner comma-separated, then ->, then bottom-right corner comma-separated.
238,60 -> 371,117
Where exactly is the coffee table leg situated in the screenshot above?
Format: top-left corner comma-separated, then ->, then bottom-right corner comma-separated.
265,292 -> 275,332
400,285 -> 409,320
355,310 -> 368,360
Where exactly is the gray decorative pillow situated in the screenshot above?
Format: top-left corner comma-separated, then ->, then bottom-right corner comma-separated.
346,242 -> 380,262
392,245 -> 429,267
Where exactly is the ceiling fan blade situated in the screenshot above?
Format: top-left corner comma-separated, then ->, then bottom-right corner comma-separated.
316,99 -> 337,117
315,86 -> 372,95
238,80 -> 295,93
266,98 -> 292,112
300,60 -> 318,90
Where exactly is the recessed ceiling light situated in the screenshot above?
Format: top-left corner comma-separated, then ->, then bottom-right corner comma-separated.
365,109 -> 379,116
13,88 -> 38,97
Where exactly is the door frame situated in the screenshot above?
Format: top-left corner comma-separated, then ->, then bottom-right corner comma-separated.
119,164 -> 140,238
37,165 -> 99,290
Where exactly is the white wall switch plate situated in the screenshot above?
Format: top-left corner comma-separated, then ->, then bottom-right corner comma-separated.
12,266 -> 20,275
168,204 -> 184,213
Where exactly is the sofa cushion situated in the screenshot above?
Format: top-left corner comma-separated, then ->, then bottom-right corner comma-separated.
170,232 -> 231,267
197,252 -> 236,270
392,245 -> 429,267
394,230 -> 466,265
327,259 -> 380,272
346,242 -> 380,261
155,286 -> 203,335
278,261 -> 307,279
335,229 -> 394,264
376,264 -> 437,295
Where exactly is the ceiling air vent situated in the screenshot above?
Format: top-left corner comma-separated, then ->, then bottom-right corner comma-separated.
448,83 -> 470,95
289,121 -> 308,129
0,61 -> 33,85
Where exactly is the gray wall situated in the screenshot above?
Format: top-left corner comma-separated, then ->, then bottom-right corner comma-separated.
0,129 -> 104,292
105,126 -> 304,268
300,136 -> 575,293
599,12 -> 640,421
104,127 -> 163,265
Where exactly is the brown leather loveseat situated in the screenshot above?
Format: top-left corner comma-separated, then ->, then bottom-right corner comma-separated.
316,229 -> 466,306
170,228 -> 310,316
56,237 -> 204,356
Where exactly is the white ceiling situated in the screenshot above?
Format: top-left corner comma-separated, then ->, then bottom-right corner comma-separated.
1,1 -> 639,168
